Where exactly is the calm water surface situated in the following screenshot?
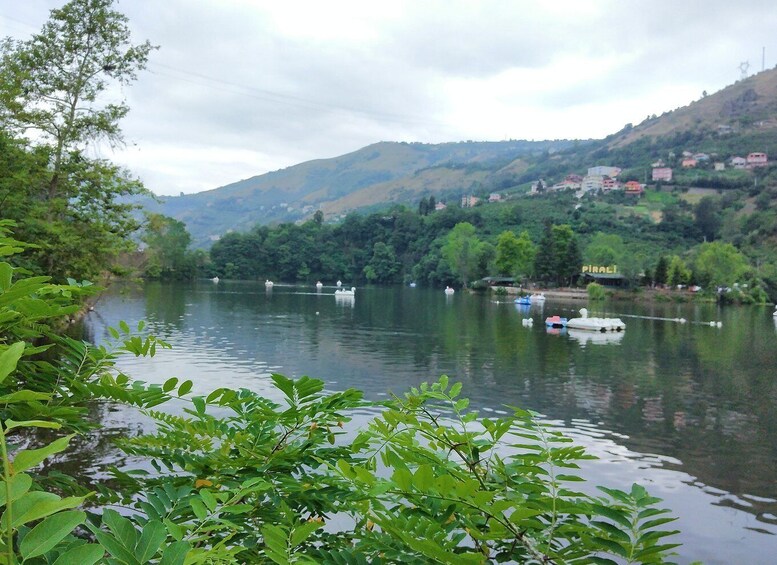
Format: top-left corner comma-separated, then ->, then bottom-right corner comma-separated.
82,281 -> 777,564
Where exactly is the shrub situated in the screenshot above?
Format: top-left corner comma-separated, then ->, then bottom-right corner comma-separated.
493,286 -> 508,297
587,282 -> 607,301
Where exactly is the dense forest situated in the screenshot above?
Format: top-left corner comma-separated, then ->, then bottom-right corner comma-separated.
197,184 -> 777,302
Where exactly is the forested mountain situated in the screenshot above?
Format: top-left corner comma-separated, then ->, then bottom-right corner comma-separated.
147,66 -> 777,249
142,139 -> 578,247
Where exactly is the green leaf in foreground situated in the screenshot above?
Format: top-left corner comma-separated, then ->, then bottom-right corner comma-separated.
19,510 -> 86,559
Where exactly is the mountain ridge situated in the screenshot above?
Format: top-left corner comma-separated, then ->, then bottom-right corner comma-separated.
145,67 -> 777,247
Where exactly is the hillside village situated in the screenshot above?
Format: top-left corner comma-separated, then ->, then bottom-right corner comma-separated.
449,150 -> 770,209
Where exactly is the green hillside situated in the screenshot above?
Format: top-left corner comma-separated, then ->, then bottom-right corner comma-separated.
147,67 -> 777,251
145,140 -> 577,247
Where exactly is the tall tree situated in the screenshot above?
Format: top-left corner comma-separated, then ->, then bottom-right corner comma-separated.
363,242 -> 401,283
418,197 -> 429,216
0,0 -> 156,279
495,231 -> 521,276
694,197 -> 722,242
441,222 -> 483,287
535,223 -> 581,286
533,222 -> 556,283
666,255 -> 691,287
141,213 -> 194,279
495,230 -> 536,280
654,256 -> 669,286
693,241 -> 748,288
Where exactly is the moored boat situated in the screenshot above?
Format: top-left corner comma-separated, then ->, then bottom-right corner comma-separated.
514,295 -> 531,305
545,315 -> 568,328
335,287 -> 356,296
566,308 -> 625,332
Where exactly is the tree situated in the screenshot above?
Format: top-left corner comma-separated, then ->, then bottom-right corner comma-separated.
494,231 -> 521,276
584,232 -> 625,266
141,213 -> 194,279
0,0 -> 156,278
495,230 -> 535,280
533,222 -> 556,283
441,222 -> 484,287
418,197 -> 429,216
693,241 -> 749,288
363,242 -> 401,283
654,256 -> 669,286
694,197 -> 722,241
534,224 -> 581,286
666,255 -> 691,287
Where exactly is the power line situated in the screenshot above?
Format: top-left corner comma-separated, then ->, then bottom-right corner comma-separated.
2,11 -> 448,130
147,61 -> 444,128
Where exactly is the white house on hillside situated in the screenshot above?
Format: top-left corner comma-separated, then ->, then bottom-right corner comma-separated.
587,166 -> 621,177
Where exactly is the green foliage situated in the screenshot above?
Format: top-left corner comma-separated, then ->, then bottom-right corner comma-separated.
654,256 -> 669,285
0,0 -> 155,280
441,222 -> 485,287
0,225 -> 681,563
534,223 -> 582,286
666,256 -> 691,287
363,241 -> 402,283
693,241 -> 749,289
142,213 -> 198,280
494,230 -> 536,280
584,232 -> 625,266
587,282 -> 607,301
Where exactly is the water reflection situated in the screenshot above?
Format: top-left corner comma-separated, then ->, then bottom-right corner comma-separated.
335,294 -> 355,308
567,328 -> 624,346
83,282 -> 777,564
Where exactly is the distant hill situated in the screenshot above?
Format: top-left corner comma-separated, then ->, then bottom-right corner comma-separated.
145,67 -> 777,247
608,68 -> 777,148
142,140 -> 576,247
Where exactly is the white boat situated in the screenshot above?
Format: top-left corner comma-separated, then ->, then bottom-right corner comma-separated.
409,282 -> 417,288
336,280 -> 342,288
444,286 -> 455,295
566,308 -> 625,332
265,280 -> 274,288
773,306 -> 777,317
529,293 -> 546,302
316,281 -> 323,289
335,287 -> 356,296
211,276 -> 219,283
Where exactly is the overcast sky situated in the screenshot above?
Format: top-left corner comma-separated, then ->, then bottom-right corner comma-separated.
2,0 -> 777,195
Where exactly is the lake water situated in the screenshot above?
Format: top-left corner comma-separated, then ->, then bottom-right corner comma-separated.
82,281 -> 777,564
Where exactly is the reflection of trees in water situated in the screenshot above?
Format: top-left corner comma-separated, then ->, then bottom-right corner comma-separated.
84,284 -> 777,523
43,400 -> 152,497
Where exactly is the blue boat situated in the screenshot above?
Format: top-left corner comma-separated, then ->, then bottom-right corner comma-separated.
514,296 -> 531,305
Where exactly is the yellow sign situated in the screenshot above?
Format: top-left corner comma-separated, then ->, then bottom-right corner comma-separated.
582,265 -> 618,274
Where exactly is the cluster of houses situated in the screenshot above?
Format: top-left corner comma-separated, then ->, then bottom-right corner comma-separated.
659,151 -> 769,179
526,150 -> 769,200
459,193 -> 503,208
434,150 -> 770,212
530,166 -> 645,198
